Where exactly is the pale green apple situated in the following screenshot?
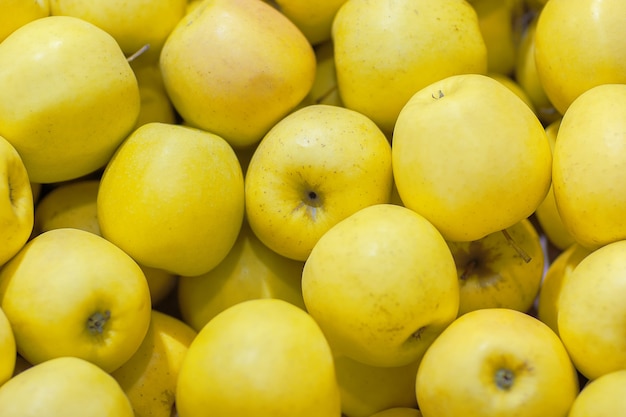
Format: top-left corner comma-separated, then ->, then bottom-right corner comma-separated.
332,0 -> 487,134
0,135 -> 33,267
447,219 -> 545,317
392,73 -> 552,242
245,104 -> 393,261
302,204 -> 459,368
552,83 -> 626,250
97,122 -> 245,277
558,239 -> 626,380
160,0 -> 316,149
0,15 -> 140,184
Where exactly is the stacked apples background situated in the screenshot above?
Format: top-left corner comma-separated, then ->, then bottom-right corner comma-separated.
0,0 -> 625,416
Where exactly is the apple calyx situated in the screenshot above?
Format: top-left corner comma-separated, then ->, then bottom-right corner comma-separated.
87,310 -> 111,335
500,229 -> 531,263
298,189 -> 323,219
494,368 -> 515,391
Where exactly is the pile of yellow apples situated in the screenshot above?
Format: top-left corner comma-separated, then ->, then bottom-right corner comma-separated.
1,0 -> 626,416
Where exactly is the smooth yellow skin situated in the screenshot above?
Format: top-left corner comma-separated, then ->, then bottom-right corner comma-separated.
111,310 -> 197,417
332,0 -> 487,135
514,15 -> 561,125
0,356 -> 134,417
558,240 -> 626,380
0,16 -> 140,184
177,221 -> 306,332
393,73 -> 552,242
33,180 -> 101,236
488,73 -> 535,113
245,104 -> 393,261
302,204 -> 459,368
416,308 -> 579,417
273,0 -> 348,45
0,136 -> 33,267
50,0 -> 187,64
569,369 -> 626,417
447,219 -> 545,317
369,408 -> 422,417
0,307 -> 16,386
0,0 -> 49,42
534,0 -> 626,115
0,228 -> 152,373
534,119 -> 576,251
536,243 -> 591,336
98,122 -> 245,277
471,0 -> 524,76
296,40 -> 344,109
132,63 -> 177,130
334,354 -> 419,417
33,179 -> 176,305
176,299 -> 341,417
552,84 -> 626,250
160,0 -> 316,149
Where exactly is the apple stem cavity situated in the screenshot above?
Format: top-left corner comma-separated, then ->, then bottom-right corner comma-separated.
501,229 -> 531,263
495,368 -> 515,391
431,89 -> 445,99
87,310 -> 111,335
126,44 -> 150,63
460,259 -> 478,280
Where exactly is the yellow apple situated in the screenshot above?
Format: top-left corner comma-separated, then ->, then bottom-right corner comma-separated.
0,307 -> 15,386
552,84 -> 626,250
513,14 -> 560,126
32,178 -> 178,306
131,63 -> 177,129
98,122 -> 245,277
332,0 -> 487,135
0,356 -> 133,417
568,369 -> 626,416
297,40 -> 344,109
0,0 -> 49,42
536,243 -> 591,336
534,0 -> 626,115
0,135 -> 33,267
177,221 -> 306,332
176,299 -> 341,417
111,310 -> 197,417
533,119 -> 577,251
245,104 -> 393,261
392,73 -> 552,242
0,15 -> 140,184
416,308 -> 579,417
334,354 -> 419,417
160,0 -> 316,149
447,219 -> 545,317
50,0 -> 187,65
0,228 -> 151,373
558,239 -> 626,380
302,204 -> 459,368
471,0 -> 525,76
370,408 -> 422,417
273,0 -> 348,45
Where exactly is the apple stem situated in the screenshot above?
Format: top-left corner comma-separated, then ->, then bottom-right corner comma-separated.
501,229 -> 532,263
460,259 -> 477,280
126,44 -> 150,63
